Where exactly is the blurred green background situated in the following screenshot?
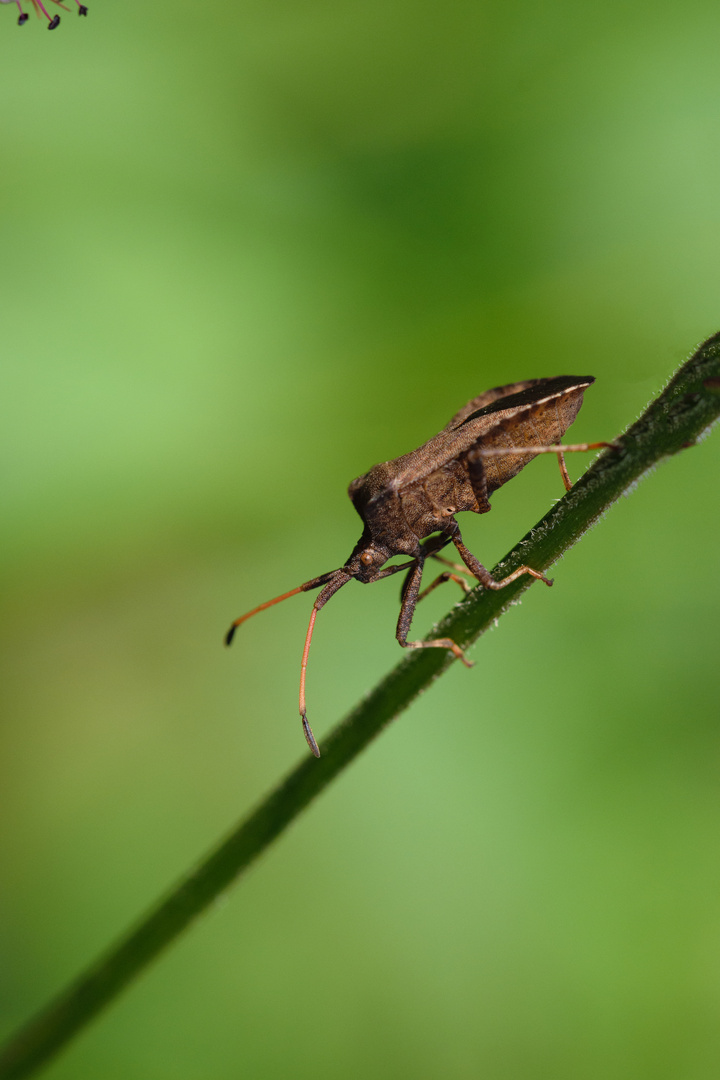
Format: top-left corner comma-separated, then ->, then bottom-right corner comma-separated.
2,1 -> 720,1076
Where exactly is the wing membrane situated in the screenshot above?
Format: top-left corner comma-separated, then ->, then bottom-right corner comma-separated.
387,376 -> 594,496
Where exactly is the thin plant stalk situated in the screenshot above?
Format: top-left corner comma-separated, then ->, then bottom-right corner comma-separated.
1,332 -> 720,1080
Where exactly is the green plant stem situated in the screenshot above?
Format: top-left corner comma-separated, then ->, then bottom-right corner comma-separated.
2,332 -> 720,1080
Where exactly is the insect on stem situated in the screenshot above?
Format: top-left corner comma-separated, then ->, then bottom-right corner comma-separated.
226,375 -> 616,756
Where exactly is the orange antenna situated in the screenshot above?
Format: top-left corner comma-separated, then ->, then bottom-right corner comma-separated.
297,571 -> 351,756
299,607 -> 320,756
225,374 -> 618,760
225,569 -> 341,646
226,568 -> 351,756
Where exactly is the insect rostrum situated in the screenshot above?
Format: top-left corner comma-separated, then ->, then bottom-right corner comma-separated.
226,376 -> 614,757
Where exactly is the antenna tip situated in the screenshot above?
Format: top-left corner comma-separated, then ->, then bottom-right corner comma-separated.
224,625 -> 237,646
301,713 -> 321,758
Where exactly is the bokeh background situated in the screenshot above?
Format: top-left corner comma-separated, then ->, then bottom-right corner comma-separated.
2,1 -> 720,1077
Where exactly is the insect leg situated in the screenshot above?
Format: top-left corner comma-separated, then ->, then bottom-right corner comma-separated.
417,571 -> 472,602
464,449 -> 492,512
477,440 -> 618,490
449,523 -> 554,591
400,536 -> 473,602
478,441 -> 617,457
395,560 -> 473,668
396,532 -> 452,601
417,551 -> 476,600
556,449 -> 572,492
407,549 -> 474,602
429,552 -> 472,573
474,438 -> 618,494
427,551 -> 471,573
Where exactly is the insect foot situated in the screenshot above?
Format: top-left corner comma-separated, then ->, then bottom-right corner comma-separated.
485,566 -> 554,590
411,637 -> 474,668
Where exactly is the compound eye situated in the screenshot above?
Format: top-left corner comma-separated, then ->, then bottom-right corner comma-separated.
360,551 -> 374,567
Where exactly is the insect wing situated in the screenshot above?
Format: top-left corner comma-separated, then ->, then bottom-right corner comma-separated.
452,376 -> 594,432
454,376 -> 595,495
443,378 -> 547,430
386,377 -> 592,493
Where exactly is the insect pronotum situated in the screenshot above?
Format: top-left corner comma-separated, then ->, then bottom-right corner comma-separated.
226,376 -> 615,757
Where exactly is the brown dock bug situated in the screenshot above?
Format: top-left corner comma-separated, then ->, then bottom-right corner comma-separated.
226,376 -> 615,757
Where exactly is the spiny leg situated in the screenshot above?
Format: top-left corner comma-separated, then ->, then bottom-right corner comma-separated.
472,438 -> 621,494
449,523 -> 554,591
396,559 -> 473,667
417,570 -> 472,603
450,441 -> 618,581
477,439 -> 618,493
478,440 -> 617,457
399,534 -> 470,602
556,448 -> 572,492
430,552 -> 475,576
